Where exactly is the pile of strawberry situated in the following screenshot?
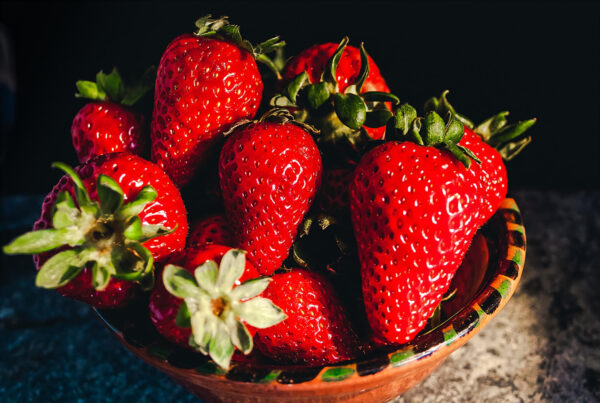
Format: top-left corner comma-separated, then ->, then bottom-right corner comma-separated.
3,16 -> 535,370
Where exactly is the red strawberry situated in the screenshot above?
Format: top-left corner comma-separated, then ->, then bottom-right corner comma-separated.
350,111 -> 504,344
154,247 -> 286,369
151,16 -> 284,187
218,110 -> 322,275
255,268 -> 360,366
3,153 -> 188,308
72,67 -> 154,163
273,38 -> 397,164
188,214 -> 233,248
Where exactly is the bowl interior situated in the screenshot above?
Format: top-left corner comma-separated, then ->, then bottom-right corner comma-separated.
96,198 -> 525,385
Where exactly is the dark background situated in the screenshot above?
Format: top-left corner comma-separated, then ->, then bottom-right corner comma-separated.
0,1 -> 599,196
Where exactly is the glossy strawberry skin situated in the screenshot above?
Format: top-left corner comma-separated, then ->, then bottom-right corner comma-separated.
219,122 -> 322,275
33,153 -> 188,308
71,101 -> 144,163
283,43 -> 390,140
188,214 -> 233,248
151,34 -> 263,187
149,245 -> 260,348
255,269 -> 360,366
350,140 -> 506,344
459,128 -> 507,222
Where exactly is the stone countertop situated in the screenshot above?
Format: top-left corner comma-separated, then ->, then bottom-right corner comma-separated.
1,190 -> 599,402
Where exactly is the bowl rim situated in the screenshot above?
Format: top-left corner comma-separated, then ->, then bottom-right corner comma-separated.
96,197 -> 526,389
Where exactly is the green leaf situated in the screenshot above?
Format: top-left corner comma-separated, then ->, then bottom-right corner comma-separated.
208,320 -> 235,370
235,297 -> 287,329
497,136 -> 532,161
52,162 -> 95,209
443,114 -> 465,144
117,241 -> 154,286
445,142 -> 472,169
410,117 -> 425,145
457,144 -> 481,164
362,91 -> 400,105
190,308 -> 216,355
121,66 -> 156,106
163,264 -> 206,299
194,260 -> 219,293
216,249 -> 246,292
97,68 -> 125,102
283,71 -> 309,103
176,301 -> 192,328
474,111 -> 509,141
226,315 -> 253,354
136,223 -> 175,243
3,228 -> 80,254
123,216 -> 142,241
322,36 -> 349,89
394,103 -> 417,135
333,93 -> 367,130
305,82 -> 330,110
230,277 -> 271,301
115,185 -> 157,221
51,192 -> 80,229
422,111 -> 445,145
365,108 -> 393,128
270,94 -> 297,108
75,80 -> 106,101
353,42 -> 370,93
35,249 -> 86,288
97,174 -> 124,215
92,262 -> 112,291
488,118 -> 537,147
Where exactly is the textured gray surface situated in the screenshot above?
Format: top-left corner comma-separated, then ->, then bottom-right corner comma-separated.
1,191 -> 599,402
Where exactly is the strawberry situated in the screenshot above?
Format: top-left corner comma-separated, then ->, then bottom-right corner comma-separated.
219,110 -> 322,275
72,67 -> 155,163
151,15 -> 285,187
255,268 -> 360,366
350,102 -> 535,344
3,153 -> 188,308
154,247 -> 286,369
188,214 -> 233,248
272,38 -> 398,163
350,111 -> 494,344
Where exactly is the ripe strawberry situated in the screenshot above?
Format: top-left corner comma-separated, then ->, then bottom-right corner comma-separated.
219,110 -> 322,275
273,38 -> 398,163
154,247 -> 286,369
72,67 -> 155,163
151,15 -> 284,187
3,153 -> 188,308
188,214 -> 233,248
255,268 -> 360,366
350,111 -> 504,344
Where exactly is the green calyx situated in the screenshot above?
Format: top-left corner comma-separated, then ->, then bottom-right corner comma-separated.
3,162 -> 174,291
424,90 -> 536,161
388,104 -> 480,169
194,15 -> 285,78
270,37 -> 399,151
224,108 -> 320,139
162,249 -> 287,370
75,66 -> 156,106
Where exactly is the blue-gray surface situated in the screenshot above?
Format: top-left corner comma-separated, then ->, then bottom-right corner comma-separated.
1,191 -> 599,402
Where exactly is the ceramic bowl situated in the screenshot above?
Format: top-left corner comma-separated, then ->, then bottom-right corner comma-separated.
96,198 -> 526,403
